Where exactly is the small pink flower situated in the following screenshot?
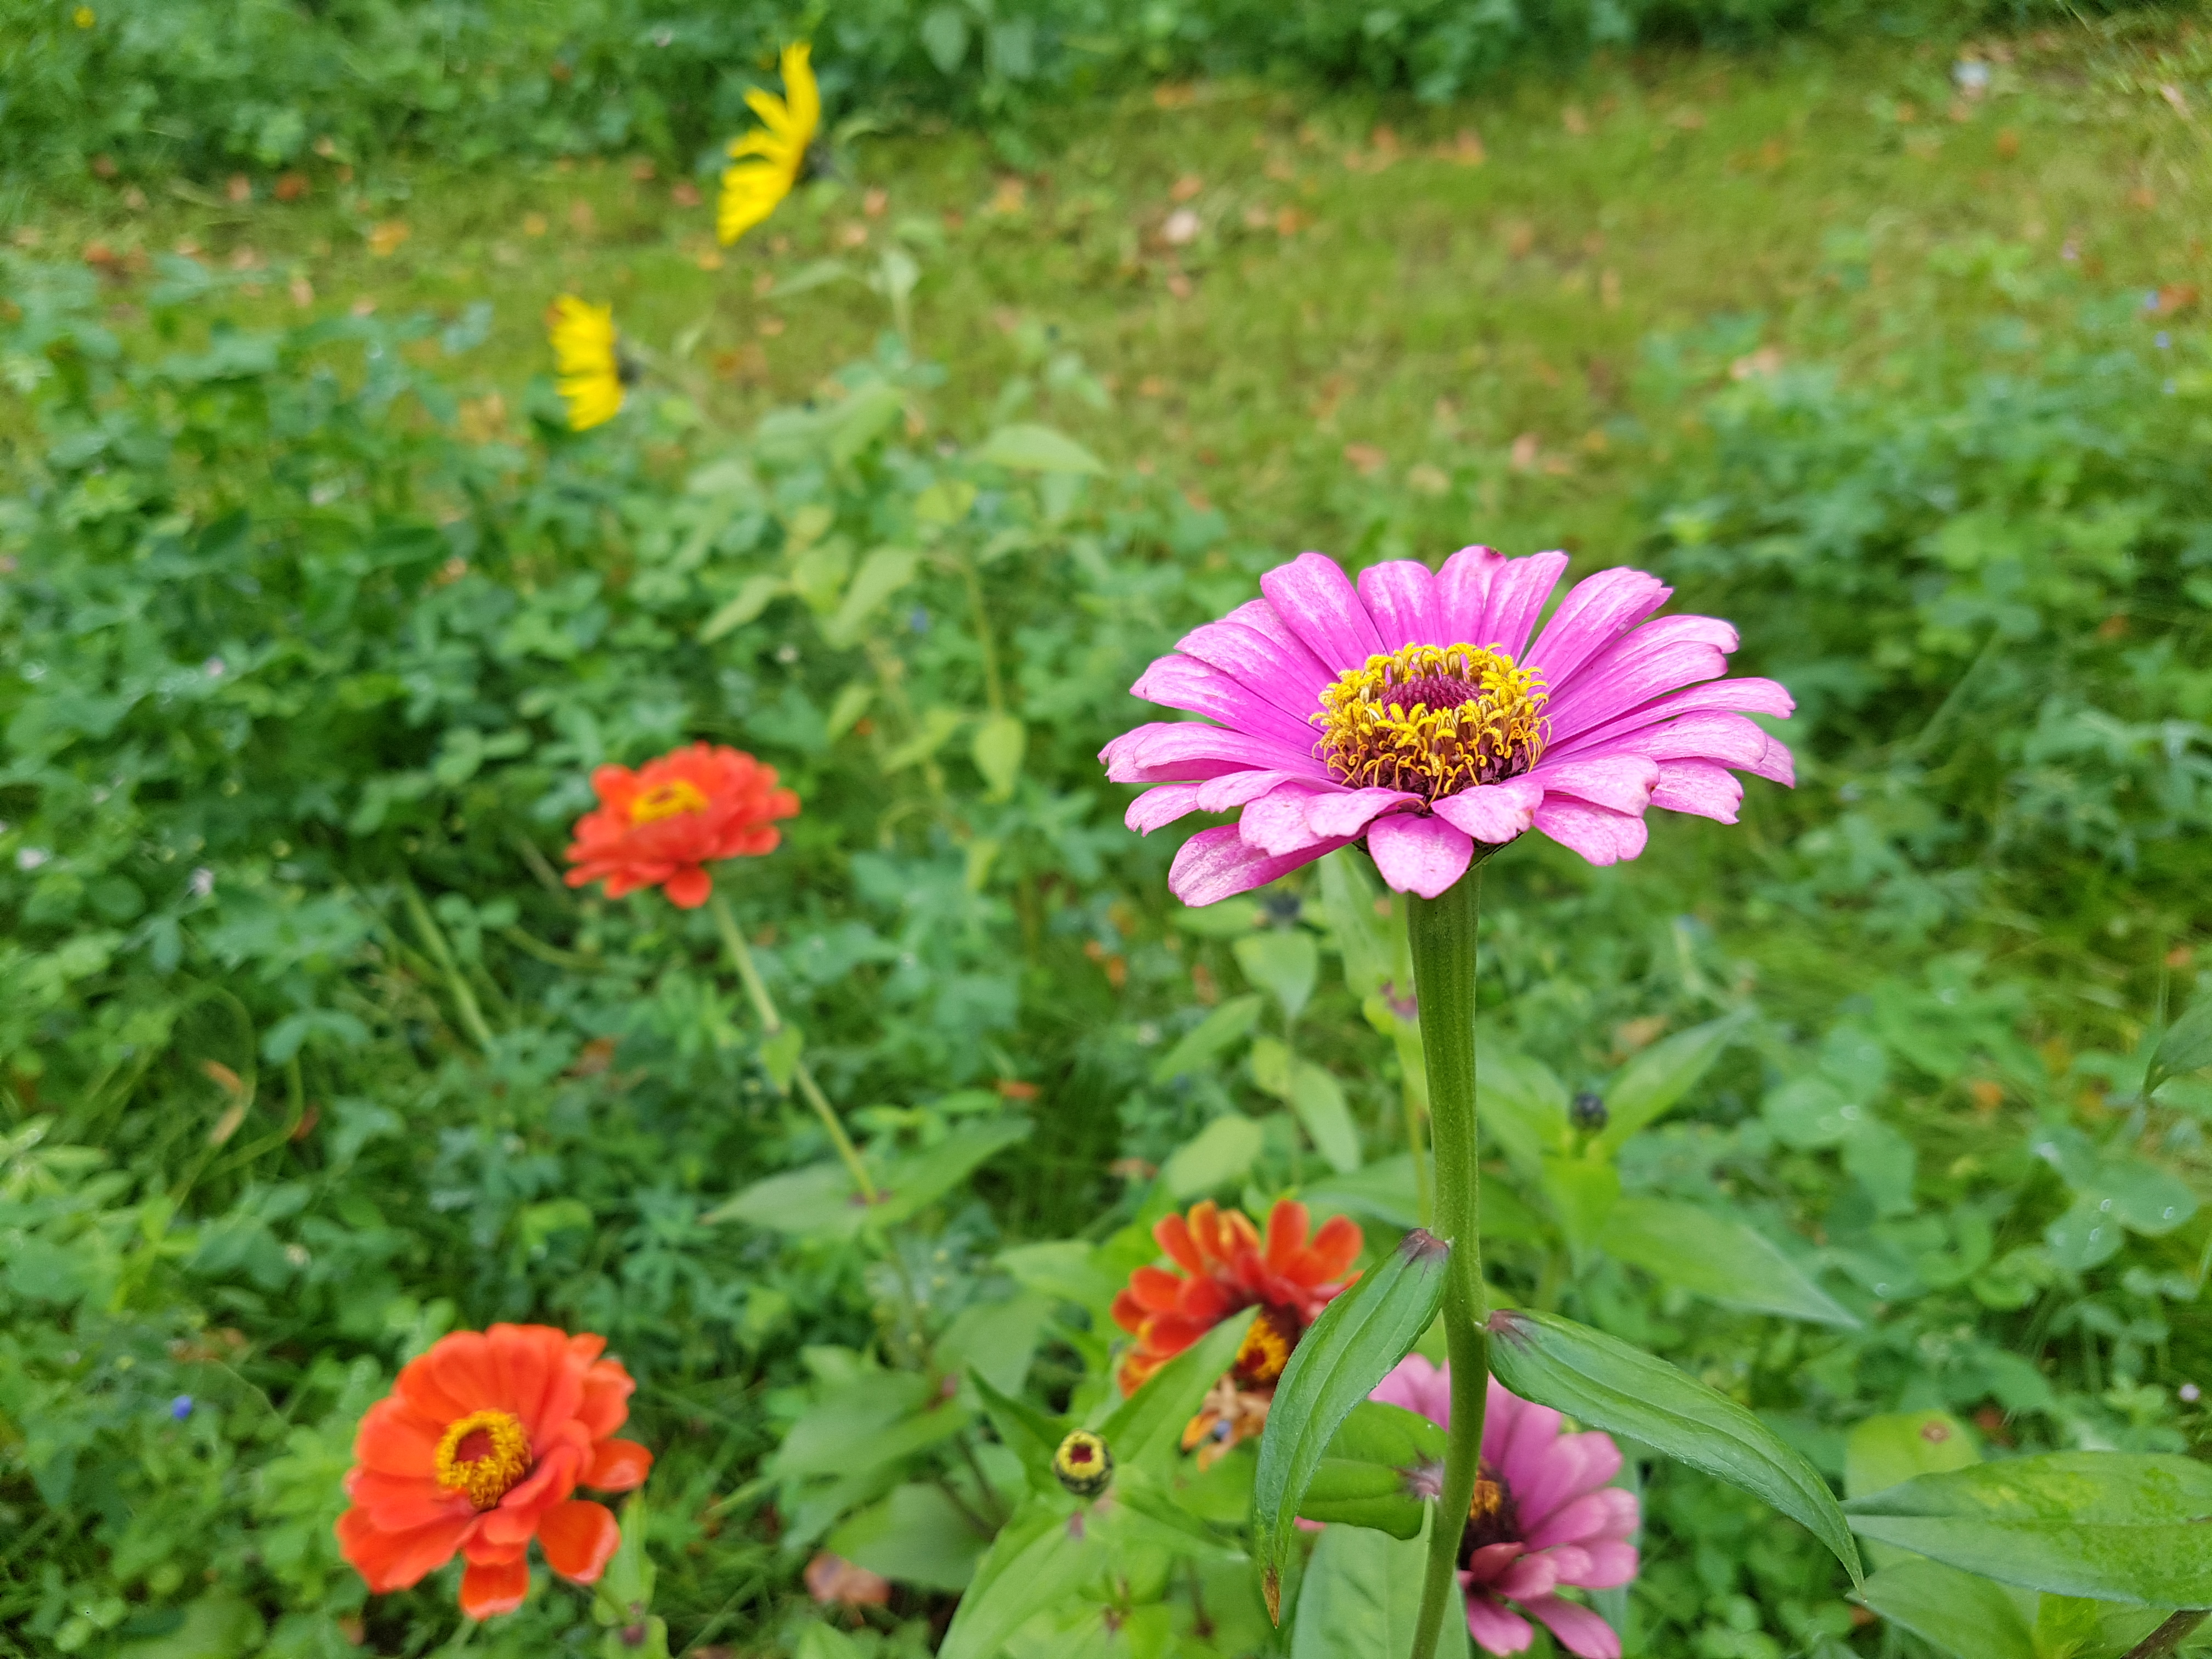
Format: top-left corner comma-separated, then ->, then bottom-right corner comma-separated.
1100,549 -> 1793,902
1370,1356 -> 1639,1658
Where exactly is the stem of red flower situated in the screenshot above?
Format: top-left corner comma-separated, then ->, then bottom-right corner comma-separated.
709,891 -> 879,1205
1406,861 -> 1492,1659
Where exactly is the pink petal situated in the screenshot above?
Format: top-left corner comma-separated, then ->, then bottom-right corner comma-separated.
1527,755 -> 1658,816
1357,560 -> 1444,650
1176,603 -> 1335,715
1195,769 -> 1318,812
1528,1489 -> 1640,1552
1523,1596 -> 1622,1659
1494,1395 -> 1567,1512
1544,642 -> 1731,744
1260,552 -> 1384,671
1480,1375 -> 1522,1468
1438,545 -> 1505,642
1240,785 -> 1337,856
1565,675 -> 1796,753
1126,783 -> 1204,833
1524,568 -> 1671,687
1534,1544 -> 1594,1583
1476,551 -> 1570,658
1370,1355 -> 1452,1427
1509,1435 -> 1599,1532
1367,812 -> 1475,898
1306,787 -> 1423,840
1168,824 -> 1347,907
1554,1431 -> 1624,1498
1465,1542 -> 1525,1585
1650,759 -> 1743,822
1432,777 -> 1542,843
1573,1541 -> 1640,1588
1107,723 -> 1330,785
1755,734 -> 1796,786
1530,798 -> 1649,867
1557,711 -> 1772,770
1492,1553 -> 1561,1601
1131,654 -> 1329,751
1464,1589 -> 1537,1655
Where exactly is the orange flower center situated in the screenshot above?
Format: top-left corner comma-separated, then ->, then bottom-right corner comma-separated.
1231,1305 -> 1300,1388
628,778 -> 710,824
433,1409 -> 532,1510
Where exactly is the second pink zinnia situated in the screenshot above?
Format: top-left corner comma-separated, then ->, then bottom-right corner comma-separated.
1101,549 -> 1795,903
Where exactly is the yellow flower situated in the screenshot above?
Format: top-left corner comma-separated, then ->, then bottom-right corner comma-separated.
545,296 -> 625,431
74,5 -> 94,25
718,43 -> 819,246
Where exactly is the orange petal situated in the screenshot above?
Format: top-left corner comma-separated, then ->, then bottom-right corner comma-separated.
347,1468 -> 474,1532
539,1499 -> 622,1582
459,1555 -> 531,1619
422,1330 -> 502,1414
1153,1213 -> 1204,1275
486,1324 -> 562,1436
336,1507 -> 471,1592
664,866 -> 712,907
585,1438 -> 653,1492
1109,1288 -> 1148,1335
1264,1199 -> 1311,1269
354,1397 -> 443,1477
575,1358 -> 636,1439
1176,1277 -> 1233,1322
1307,1214 -> 1363,1279
1187,1201 -> 1224,1264
1128,1266 -> 1187,1312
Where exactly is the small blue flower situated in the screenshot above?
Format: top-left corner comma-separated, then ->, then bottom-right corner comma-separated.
2166,379 -> 2180,396
908,606 -> 931,634
2146,290 -> 2163,311
170,1395 -> 194,1420
2157,331 -> 2172,349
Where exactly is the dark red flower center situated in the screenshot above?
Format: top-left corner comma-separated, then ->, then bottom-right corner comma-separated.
1231,1304 -> 1301,1387
1457,1462 -> 1522,1565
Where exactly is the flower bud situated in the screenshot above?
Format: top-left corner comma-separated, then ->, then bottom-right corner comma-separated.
1052,1430 -> 1113,1498
1570,1092 -> 1608,1132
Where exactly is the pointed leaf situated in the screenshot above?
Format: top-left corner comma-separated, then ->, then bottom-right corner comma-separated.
1854,1560 -> 2038,1659
1594,1011 -> 1751,1153
1152,995 -> 1265,1084
1290,1509 -> 1465,1658
1160,1114 -> 1265,1199
1234,930 -> 1319,1024
936,1495 -> 1096,1659
1841,1452 -> 2212,1605
968,1367 -> 1068,1494
1486,1306 -> 1863,1588
1599,1198 -> 1860,1328
2146,995 -> 2212,1097
1254,1229 -> 1450,1622
973,422 -> 1106,475
1296,1401 -> 1447,1539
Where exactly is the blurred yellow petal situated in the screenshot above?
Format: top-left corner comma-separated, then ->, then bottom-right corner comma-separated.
715,43 -> 820,246
546,295 -> 625,431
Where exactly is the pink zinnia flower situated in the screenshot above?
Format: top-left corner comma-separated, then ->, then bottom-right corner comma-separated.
1101,549 -> 1793,902
1371,1356 -> 1639,1658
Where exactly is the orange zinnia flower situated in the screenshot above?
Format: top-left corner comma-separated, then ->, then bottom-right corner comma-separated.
1111,1198 -> 1361,1461
563,742 -> 799,909
335,1324 -> 653,1620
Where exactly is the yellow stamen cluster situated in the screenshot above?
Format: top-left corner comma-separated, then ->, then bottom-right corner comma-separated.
1314,643 -> 1548,798
433,1409 -> 532,1510
1231,1305 -> 1299,1387
628,778 -> 710,825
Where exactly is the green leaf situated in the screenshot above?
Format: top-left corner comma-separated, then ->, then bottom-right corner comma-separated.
1169,896 -> 1263,937
1151,995 -> 1265,1084
1539,1153 -> 1620,1256
1251,1039 -> 1362,1175
1599,1198 -> 1860,1327
1594,1011 -> 1750,1153
1290,1508 -> 1465,1658
1296,1401 -> 1446,1539
971,712 -> 1027,800
937,1291 -> 1054,1397
825,681 -> 873,739
1254,1229 -> 1450,1622
592,1493 -> 656,1626
1316,848 -> 1392,1000
827,1482 -> 990,1591
974,422 -> 1107,474
706,1119 -> 1031,1238
1234,929 -> 1319,1023
1160,1114 -> 1265,1199
969,1365 -> 1070,1493
821,545 -> 919,648
1841,1452 -> 2212,1605
1843,1411 -> 1979,1500
936,1495 -> 1096,1659
1475,1043 -> 1571,1175
114,1594 -> 266,1659
794,1622 -> 866,1659
1486,1306 -> 1863,1589
759,1023 -> 805,1090
2146,995 -> 2212,1097
1096,1306 -> 1257,1469
1854,1560 -> 2037,1659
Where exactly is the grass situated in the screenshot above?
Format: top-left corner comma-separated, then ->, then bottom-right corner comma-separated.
17,25 -> 2212,571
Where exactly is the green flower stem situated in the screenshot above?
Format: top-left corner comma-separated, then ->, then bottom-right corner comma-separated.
1406,862 -> 1493,1659
709,891 -> 878,1205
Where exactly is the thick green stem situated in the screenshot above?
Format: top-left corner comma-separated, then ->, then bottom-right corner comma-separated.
709,893 -> 878,1204
1407,865 -> 1492,1659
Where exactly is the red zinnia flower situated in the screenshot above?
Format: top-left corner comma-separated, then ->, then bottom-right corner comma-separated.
563,742 -> 799,909
335,1324 -> 654,1620
1111,1199 -> 1361,1460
